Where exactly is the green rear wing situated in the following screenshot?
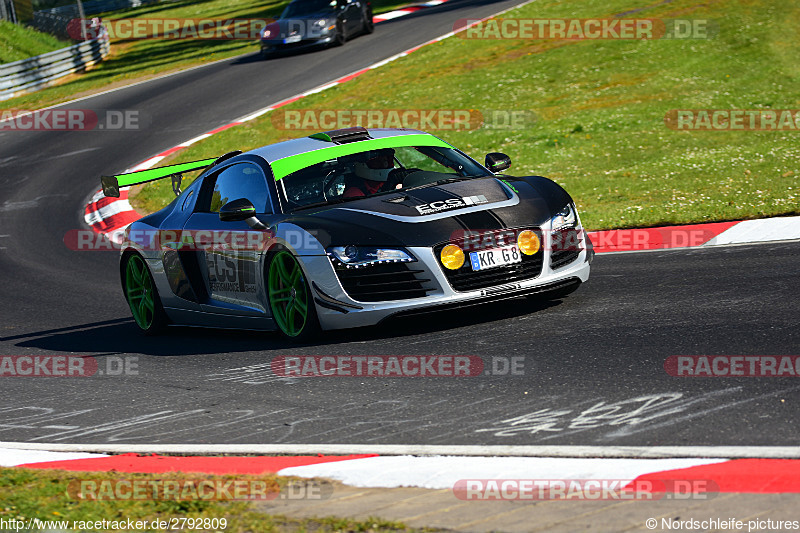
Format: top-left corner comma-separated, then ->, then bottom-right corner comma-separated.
101,158 -> 218,198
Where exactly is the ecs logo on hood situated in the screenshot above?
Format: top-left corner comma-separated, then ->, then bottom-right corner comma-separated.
415,195 -> 489,215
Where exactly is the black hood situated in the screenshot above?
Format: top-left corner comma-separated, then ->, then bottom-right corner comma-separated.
280,10 -> 335,20
265,12 -> 335,39
283,176 -> 572,248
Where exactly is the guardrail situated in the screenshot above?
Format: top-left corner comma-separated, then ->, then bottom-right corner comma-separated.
0,30 -> 110,102
32,0 -> 160,38
1,0 -> 19,23
36,0 -> 159,17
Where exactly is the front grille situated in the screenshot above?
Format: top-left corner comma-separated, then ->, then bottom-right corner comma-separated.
333,261 -> 433,302
550,227 -> 581,270
435,229 -> 544,292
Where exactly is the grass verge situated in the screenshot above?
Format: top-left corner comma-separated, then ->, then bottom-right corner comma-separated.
132,0 -> 799,230
1,0 -> 407,112
0,467 -> 431,532
0,20 -> 69,64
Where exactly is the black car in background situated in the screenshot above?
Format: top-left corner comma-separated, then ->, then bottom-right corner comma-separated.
260,0 -> 373,57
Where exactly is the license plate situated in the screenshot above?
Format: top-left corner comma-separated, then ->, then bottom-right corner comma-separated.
469,245 -> 521,271
283,34 -> 301,43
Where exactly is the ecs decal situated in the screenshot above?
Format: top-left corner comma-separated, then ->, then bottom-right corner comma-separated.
415,195 -> 489,215
206,253 -> 257,294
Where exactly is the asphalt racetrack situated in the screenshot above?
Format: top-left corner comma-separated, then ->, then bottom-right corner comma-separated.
0,0 -> 798,447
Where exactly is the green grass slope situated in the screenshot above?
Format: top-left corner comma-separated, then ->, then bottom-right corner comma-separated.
0,20 -> 69,64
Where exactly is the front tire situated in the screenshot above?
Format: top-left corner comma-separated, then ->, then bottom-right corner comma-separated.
267,250 -> 320,341
332,22 -> 346,46
363,7 -> 374,34
123,253 -> 168,335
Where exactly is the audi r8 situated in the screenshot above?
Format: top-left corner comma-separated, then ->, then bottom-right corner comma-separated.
101,127 -> 593,340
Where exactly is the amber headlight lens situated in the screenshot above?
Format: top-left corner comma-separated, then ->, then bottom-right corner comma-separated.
440,244 -> 465,270
518,230 -> 541,255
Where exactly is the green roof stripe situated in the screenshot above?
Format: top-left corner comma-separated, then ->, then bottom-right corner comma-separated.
114,158 -> 218,187
270,134 -> 452,180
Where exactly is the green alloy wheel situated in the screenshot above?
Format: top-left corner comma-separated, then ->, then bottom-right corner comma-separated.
124,254 -> 167,334
268,250 -> 319,340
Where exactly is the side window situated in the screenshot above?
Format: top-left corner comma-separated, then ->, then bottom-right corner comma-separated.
207,163 -> 269,213
181,189 -> 195,211
394,146 -> 454,174
180,177 -> 202,211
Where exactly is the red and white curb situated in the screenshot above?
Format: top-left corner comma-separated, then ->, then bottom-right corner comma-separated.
279,456 -> 727,490
373,0 -> 451,23
586,216 -> 800,253
3,447 -> 800,493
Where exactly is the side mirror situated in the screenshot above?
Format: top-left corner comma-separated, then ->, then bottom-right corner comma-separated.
219,198 -> 257,222
219,198 -> 267,230
485,152 -> 511,173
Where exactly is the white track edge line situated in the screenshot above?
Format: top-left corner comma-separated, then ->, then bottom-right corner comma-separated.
1,443 -> 798,458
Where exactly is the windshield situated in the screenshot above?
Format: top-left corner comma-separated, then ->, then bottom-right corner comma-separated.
281,0 -> 336,18
278,145 -> 492,211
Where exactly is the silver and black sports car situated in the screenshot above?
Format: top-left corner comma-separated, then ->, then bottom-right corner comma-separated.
260,0 -> 373,57
101,127 -> 593,339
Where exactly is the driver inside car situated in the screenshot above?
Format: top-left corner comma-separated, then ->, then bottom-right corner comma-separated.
343,148 -> 400,198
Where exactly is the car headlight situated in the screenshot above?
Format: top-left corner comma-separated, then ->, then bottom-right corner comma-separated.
551,203 -> 577,230
314,18 -> 328,27
327,246 -> 415,267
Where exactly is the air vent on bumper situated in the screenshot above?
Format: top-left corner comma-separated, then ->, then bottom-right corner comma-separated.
331,261 -> 434,302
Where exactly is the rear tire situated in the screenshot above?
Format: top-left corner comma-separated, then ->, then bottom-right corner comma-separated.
267,250 -> 320,342
123,253 -> 168,335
